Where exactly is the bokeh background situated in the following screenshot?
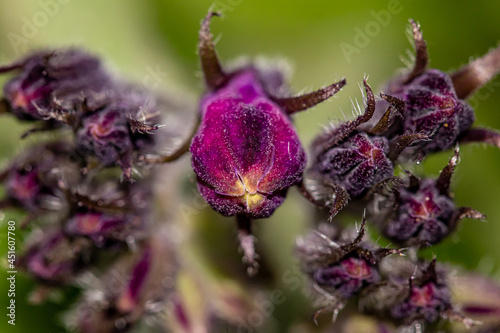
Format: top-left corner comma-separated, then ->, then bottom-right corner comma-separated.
0,1 -> 500,332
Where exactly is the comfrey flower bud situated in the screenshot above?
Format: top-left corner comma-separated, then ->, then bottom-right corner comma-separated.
69,229 -> 177,333
21,230 -> 94,284
390,260 -> 452,324
296,215 -> 401,321
75,90 -> 165,179
0,141 -> 83,222
190,12 -> 345,219
0,49 -> 113,122
365,258 -> 478,329
384,20 -> 500,159
369,148 -> 485,247
63,181 -> 151,248
305,80 -> 426,219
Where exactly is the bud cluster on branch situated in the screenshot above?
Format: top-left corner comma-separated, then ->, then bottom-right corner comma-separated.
0,11 -> 500,333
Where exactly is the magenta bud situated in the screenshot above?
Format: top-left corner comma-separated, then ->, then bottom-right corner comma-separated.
191,13 -> 344,218
191,70 -> 305,218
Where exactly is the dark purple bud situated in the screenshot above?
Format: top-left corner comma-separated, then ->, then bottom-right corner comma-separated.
313,255 -> 381,298
307,81 -> 421,209
63,180 -> 151,247
389,260 -> 452,325
191,13 -> 345,218
76,104 -> 133,174
22,231 -> 93,284
384,20 -> 500,157
64,211 -> 129,247
296,215 -> 401,321
5,166 -> 41,210
0,49 -> 113,122
314,132 -> 393,198
390,68 -> 475,155
0,141 -> 83,215
390,280 -> 451,323
373,149 -> 485,246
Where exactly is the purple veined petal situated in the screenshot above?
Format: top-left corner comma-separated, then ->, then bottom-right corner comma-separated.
196,179 -> 287,218
192,69 -> 306,217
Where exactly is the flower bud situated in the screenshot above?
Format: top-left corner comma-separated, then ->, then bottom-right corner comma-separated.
305,80 -> 426,218
1,141 -> 83,215
296,216 -> 401,321
21,231 -> 93,284
370,149 -> 485,247
384,20 -> 500,158
0,49 -> 113,122
191,13 -> 345,218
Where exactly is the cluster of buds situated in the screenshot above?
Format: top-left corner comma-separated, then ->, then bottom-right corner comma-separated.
295,19 -> 500,332
1,11 -> 500,333
0,47 -> 185,333
0,49 -> 190,179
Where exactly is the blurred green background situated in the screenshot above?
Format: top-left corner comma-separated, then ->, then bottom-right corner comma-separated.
0,1 -> 500,332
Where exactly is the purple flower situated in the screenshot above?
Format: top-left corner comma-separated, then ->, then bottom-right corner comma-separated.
315,132 -> 393,198
0,141 -> 83,216
296,215 -> 401,320
192,70 -> 304,218
371,149 -> 485,247
191,13 -> 345,219
22,231 -> 93,284
306,80 -> 426,218
0,49 -> 113,122
313,255 -> 381,298
384,20 -> 500,158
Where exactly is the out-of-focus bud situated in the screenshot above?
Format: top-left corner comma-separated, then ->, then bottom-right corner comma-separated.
69,229 -> 177,333
64,181 -> 151,248
21,230 -> 94,284
0,141 -> 83,220
0,49 -> 113,122
296,215 -> 401,322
